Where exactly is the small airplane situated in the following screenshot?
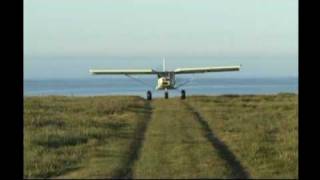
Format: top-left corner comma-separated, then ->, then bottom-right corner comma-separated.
89,58 -> 241,100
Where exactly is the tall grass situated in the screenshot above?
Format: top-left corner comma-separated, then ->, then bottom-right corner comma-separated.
186,93 -> 298,178
24,96 -> 150,178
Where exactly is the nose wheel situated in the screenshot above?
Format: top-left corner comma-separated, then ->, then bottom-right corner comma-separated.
181,89 -> 186,99
164,89 -> 169,99
146,90 -> 152,100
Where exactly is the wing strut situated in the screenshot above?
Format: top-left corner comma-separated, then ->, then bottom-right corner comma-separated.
124,74 -> 154,89
175,75 -> 195,89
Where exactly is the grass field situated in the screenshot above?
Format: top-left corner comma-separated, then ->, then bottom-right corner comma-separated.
24,94 -> 298,179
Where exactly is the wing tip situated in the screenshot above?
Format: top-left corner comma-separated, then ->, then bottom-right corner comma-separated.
89,69 -> 96,74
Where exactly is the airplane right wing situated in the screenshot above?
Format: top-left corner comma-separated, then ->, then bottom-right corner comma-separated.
174,65 -> 241,74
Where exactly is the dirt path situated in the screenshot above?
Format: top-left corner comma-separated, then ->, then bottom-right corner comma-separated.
113,102 -> 153,178
55,99 -> 251,179
131,99 -> 238,178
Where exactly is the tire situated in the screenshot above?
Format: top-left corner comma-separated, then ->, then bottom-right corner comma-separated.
181,90 -> 186,99
164,91 -> 169,99
147,91 -> 152,100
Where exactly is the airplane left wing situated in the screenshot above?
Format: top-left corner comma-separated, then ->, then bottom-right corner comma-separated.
89,69 -> 158,75
174,65 -> 241,74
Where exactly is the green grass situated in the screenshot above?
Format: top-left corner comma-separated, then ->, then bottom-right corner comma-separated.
24,96 -> 151,178
24,94 -> 298,178
186,93 -> 298,178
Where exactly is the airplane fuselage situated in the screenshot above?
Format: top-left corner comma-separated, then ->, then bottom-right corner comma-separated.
156,72 -> 176,90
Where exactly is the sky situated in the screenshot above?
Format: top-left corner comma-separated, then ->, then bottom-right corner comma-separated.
24,0 -> 298,79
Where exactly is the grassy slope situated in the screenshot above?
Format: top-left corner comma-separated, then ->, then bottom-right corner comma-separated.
24,94 -> 298,178
24,96 -> 151,178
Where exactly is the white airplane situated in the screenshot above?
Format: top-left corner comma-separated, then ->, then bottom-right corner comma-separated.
89,58 -> 241,100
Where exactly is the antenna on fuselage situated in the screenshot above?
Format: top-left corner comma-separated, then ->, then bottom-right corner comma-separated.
163,57 -> 166,72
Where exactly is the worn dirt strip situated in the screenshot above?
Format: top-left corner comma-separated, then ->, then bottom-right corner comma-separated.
131,99 -> 235,178
113,102 -> 153,179
183,101 -> 251,179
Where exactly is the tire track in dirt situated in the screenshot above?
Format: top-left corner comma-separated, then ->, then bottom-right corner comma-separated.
182,101 -> 251,179
113,101 -> 153,179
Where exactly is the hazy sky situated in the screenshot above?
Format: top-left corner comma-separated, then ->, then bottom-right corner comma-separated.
24,0 -> 298,79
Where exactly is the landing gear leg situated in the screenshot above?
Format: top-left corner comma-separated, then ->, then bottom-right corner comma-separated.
181,89 -> 186,100
164,89 -> 169,99
147,90 -> 152,101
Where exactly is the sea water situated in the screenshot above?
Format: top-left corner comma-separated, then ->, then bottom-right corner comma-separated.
24,77 -> 298,97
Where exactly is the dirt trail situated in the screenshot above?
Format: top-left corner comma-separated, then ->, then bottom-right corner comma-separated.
131,99 -> 238,178
113,102 -> 153,178
57,99 -> 250,179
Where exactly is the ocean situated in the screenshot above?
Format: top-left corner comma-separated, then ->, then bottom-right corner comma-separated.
24,77 -> 298,97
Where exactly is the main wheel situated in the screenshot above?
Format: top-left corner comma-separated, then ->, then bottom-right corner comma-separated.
147,90 -> 152,100
164,91 -> 169,99
181,89 -> 186,99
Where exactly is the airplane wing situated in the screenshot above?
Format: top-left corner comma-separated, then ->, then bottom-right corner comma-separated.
89,69 -> 158,75
174,65 -> 241,74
